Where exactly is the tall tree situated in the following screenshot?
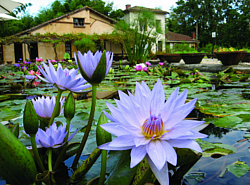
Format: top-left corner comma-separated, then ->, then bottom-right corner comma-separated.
167,0 -> 250,48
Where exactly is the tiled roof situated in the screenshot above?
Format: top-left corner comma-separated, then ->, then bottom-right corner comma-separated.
14,6 -> 116,36
123,6 -> 168,14
166,31 -> 199,43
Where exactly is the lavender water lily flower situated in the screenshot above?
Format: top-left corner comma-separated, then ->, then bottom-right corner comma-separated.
25,75 -> 36,80
37,61 -> 91,92
32,96 -> 65,118
99,79 -> 207,184
35,122 -> 77,148
74,50 -> 113,85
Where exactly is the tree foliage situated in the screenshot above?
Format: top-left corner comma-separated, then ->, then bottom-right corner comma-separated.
167,0 -> 250,48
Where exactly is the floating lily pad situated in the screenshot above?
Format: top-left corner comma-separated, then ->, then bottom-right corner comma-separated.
197,139 -> 236,157
213,116 -> 242,128
227,161 -> 250,178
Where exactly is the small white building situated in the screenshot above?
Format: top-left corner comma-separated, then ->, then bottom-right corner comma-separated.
122,5 -> 168,53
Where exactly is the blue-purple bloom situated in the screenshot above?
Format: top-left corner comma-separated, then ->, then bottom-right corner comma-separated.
36,61 -> 91,92
35,122 -> 77,148
14,64 -> 20,67
74,50 -> 113,85
32,96 -> 65,118
99,79 -> 207,184
25,75 -> 36,80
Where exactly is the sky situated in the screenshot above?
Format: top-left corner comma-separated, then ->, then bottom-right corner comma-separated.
18,0 -> 178,16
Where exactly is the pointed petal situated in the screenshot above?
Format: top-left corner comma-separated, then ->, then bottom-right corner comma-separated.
108,135 -> 135,147
168,139 -> 203,153
146,155 -> 169,185
130,145 -> 147,168
146,140 -> 167,170
98,142 -> 133,150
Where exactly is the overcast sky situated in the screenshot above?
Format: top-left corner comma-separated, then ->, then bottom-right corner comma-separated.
18,0 -> 178,16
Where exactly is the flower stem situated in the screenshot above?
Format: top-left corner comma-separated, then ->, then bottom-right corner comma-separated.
98,150 -> 107,185
30,135 -> 45,172
72,85 -> 97,168
48,89 -> 63,127
48,148 -> 53,172
65,118 -> 71,142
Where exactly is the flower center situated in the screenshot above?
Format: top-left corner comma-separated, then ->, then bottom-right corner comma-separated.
142,114 -> 163,138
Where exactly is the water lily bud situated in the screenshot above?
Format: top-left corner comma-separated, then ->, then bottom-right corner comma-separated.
0,123 -> 37,184
64,92 -> 75,120
23,100 -> 39,135
75,50 -> 113,85
96,113 -> 112,146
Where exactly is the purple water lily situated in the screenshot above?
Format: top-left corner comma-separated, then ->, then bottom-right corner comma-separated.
99,79 -> 207,184
74,50 -> 113,84
25,75 -> 36,80
32,96 -> 65,118
36,61 -> 91,92
35,122 -> 77,148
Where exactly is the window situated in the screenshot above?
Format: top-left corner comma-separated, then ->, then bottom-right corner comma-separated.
156,20 -> 161,33
73,18 -> 85,27
65,42 -> 72,58
158,41 -> 162,52
139,19 -> 147,31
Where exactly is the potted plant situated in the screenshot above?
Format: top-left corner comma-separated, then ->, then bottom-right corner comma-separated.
171,43 -> 205,64
214,47 -> 247,65
180,51 -> 206,64
241,48 -> 250,63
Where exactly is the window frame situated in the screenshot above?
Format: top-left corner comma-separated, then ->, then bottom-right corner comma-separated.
73,18 -> 85,28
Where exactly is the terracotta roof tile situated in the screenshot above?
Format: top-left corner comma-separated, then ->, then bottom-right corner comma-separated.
166,31 -> 199,43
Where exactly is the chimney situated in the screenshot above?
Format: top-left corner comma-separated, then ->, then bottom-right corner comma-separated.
126,4 -> 131,9
191,32 -> 195,39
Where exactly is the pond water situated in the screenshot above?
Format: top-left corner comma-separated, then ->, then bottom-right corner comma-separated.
1,64 -> 250,184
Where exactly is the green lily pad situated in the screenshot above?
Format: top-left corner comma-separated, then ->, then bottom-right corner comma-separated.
213,116 -> 242,128
197,139 -> 236,157
227,161 -> 250,178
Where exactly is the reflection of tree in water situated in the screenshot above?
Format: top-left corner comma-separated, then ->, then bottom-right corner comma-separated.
187,109 -> 230,138
200,123 -> 230,138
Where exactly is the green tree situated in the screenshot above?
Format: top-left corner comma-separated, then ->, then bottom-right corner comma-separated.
167,0 -> 250,48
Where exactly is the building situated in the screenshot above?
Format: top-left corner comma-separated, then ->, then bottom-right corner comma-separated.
122,5 -> 168,53
166,31 -> 199,49
2,6 -> 120,63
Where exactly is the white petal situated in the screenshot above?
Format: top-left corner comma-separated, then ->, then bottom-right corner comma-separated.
146,155 -> 169,185
168,139 -> 203,153
146,140 -> 167,170
108,135 -> 135,147
130,145 -> 147,168
134,136 -> 150,147
161,140 -> 177,166
101,123 -> 132,136
98,142 -> 133,151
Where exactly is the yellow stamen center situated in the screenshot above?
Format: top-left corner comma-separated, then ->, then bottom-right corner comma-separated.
142,115 -> 163,138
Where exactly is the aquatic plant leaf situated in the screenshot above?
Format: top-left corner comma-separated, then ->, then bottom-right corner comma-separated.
68,147 -> 101,183
105,150 -> 138,185
184,172 -> 206,185
196,139 -> 236,157
96,113 -> 112,146
0,123 -> 37,184
132,158 -> 155,185
0,107 -> 17,121
213,116 -> 242,128
227,161 -> 250,178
